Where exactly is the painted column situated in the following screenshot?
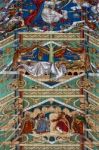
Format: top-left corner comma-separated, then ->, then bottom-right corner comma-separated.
18,71 -> 24,150
79,27 -> 85,150
80,80 -> 85,150
49,34 -> 54,63
80,6 -> 85,149
14,73 -> 19,150
19,34 -> 23,47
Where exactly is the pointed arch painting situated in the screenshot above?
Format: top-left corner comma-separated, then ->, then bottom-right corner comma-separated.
0,0 -> 99,150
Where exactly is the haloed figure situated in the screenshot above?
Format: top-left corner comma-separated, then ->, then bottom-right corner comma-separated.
36,113 -> 49,134
73,115 -> 86,135
53,112 -> 70,133
21,112 -> 34,134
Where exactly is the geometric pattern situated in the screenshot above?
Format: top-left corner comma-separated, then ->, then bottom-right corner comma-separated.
0,0 -> 99,150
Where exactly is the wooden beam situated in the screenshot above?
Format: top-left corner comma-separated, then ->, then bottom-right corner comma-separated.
18,89 -> 80,92
23,95 -> 84,98
19,144 -> 80,147
18,32 -> 85,41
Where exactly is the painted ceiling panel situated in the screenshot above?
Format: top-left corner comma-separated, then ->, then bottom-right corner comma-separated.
0,0 -> 99,150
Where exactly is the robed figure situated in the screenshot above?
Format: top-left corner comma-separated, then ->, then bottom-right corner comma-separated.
21,113 -> 34,134
35,113 -> 49,134
52,112 -> 70,133
73,115 -> 86,135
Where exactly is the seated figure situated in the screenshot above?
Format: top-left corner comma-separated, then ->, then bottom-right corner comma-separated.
51,112 -> 70,133
35,113 -> 49,134
21,112 -> 34,134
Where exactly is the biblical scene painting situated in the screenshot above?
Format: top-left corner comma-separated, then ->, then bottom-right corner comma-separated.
0,0 -> 99,150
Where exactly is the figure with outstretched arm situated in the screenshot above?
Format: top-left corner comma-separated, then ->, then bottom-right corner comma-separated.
24,0 -> 45,26
52,112 -> 70,133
